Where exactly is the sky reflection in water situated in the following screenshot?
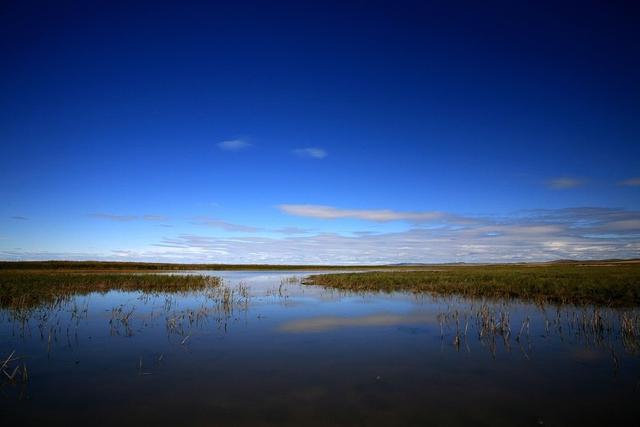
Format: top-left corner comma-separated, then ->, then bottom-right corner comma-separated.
1,271 -> 639,426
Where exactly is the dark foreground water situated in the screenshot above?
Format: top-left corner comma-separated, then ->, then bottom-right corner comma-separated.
1,271 -> 639,426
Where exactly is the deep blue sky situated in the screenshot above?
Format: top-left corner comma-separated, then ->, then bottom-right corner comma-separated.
1,1 -> 639,263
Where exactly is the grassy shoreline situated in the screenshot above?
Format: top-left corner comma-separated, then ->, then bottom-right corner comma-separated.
2,261 -> 640,308
0,271 -> 220,309
304,264 -> 640,307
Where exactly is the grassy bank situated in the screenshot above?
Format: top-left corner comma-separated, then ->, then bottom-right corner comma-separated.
0,271 -> 220,309
304,264 -> 640,306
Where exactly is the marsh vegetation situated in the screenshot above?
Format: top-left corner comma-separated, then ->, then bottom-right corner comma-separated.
0,271 -> 219,311
304,263 -> 640,306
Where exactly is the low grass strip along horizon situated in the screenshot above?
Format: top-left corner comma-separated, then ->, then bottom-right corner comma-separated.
0,261 -> 375,271
303,264 -> 640,307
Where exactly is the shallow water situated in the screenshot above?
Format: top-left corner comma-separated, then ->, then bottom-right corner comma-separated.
1,270 -> 639,426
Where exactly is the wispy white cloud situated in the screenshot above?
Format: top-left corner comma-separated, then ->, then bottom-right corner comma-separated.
144,207 -> 640,263
89,213 -> 138,222
142,214 -> 168,221
619,177 -> 640,187
192,216 -> 262,232
547,177 -> 584,189
352,231 -> 378,236
217,139 -> 251,151
273,226 -> 313,235
278,204 -> 447,222
0,250 -> 111,261
600,220 -> 640,231
89,213 -> 169,222
293,147 -> 327,159
6,207 -> 639,264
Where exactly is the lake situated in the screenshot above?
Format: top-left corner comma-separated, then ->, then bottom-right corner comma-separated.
1,270 -> 639,425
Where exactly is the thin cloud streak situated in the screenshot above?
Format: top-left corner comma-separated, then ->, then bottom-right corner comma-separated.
279,204 -> 447,222
273,226 -> 314,235
89,213 -> 138,222
142,214 -> 169,221
547,177 -> 584,189
619,177 -> 640,187
192,216 -> 262,232
293,147 -> 327,159
89,213 -> 169,222
217,139 -> 251,151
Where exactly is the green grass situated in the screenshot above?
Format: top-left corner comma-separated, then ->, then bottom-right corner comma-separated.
3,261 -> 640,309
0,271 -> 220,310
304,264 -> 640,306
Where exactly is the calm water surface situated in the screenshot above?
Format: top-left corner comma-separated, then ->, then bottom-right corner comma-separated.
1,270 -> 639,426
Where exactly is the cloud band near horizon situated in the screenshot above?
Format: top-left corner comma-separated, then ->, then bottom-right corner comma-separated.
4,207 -> 638,264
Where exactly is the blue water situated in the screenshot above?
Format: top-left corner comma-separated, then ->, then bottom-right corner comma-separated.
1,271 -> 639,426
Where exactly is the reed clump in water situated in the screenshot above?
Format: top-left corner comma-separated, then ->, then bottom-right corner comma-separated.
429,296 -> 640,357
1,350 -> 28,385
304,264 -> 640,307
